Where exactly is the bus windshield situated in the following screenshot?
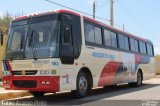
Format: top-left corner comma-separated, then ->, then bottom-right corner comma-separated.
7,25 -> 28,52
5,14 -> 60,60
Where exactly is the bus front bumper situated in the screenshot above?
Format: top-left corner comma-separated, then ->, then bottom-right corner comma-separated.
2,76 -> 60,93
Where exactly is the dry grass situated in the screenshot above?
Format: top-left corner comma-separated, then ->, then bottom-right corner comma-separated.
155,57 -> 160,75
0,91 -> 31,100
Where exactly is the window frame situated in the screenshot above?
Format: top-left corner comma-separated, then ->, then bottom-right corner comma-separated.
146,43 -> 154,56
135,39 -> 139,53
103,29 -> 111,46
124,36 -> 129,50
94,26 -> 102,45
118,34 -> 125,50
84,22 -> 94,43
130,38 -> 135,52
139,41 -> 147,54
84,21 -> 103,46
110,31 -> 118,48
84,20 -> 154,57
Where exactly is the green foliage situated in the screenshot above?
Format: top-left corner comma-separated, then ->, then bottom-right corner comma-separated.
156,55 -> 160,58
0,12 -> 13,36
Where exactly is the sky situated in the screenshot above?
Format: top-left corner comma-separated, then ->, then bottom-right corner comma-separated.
0,0 -> 160,54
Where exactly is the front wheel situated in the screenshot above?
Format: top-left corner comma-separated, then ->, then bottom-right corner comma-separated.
71,71 -> 89,98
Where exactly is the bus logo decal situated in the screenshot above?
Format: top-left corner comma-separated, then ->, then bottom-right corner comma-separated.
92,52 -> 115,60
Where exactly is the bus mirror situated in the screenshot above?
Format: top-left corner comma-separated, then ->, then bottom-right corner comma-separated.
60,44 -> 74,64
0,31 -> 4,46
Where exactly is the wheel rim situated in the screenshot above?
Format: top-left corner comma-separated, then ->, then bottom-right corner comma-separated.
137,72 -> 142,85
79,76 -> 87,93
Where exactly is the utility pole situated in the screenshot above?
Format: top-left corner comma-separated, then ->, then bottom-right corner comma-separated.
110,0 -> 114,26
93,1 -> 96,19
123,24 -> 125,31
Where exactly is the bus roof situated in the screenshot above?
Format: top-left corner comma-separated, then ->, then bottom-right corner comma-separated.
14,9 -> 152,44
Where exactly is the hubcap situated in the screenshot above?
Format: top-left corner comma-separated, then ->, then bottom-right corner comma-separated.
79,76 -> 87,93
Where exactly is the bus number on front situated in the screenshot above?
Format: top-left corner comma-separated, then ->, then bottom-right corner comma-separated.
52,61 -> 58,66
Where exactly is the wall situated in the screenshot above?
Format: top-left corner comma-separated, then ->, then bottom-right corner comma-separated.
155,57 -> 160,75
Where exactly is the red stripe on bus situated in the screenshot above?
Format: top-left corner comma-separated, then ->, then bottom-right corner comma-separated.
135,54 -> 141,63
98,61 -> 120,87
3,76 -> 60,92
15,16 -> 28,21
55,10 -> 80,17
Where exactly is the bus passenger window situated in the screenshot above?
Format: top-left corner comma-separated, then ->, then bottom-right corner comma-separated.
139,41 -> 147,54
111,32 -> 117,48
94,26 -> 102,44
104,29 -> 111,46
124,36 -> 129,50
84,23 -> 94,43
135,40 -> 139,52
147,43 -> 153,56
130,38 -> 135,51
118,34 -> 129,50
118,34 -> 125,49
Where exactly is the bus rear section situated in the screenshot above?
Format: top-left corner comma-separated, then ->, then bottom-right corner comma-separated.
82,17 -> 155,88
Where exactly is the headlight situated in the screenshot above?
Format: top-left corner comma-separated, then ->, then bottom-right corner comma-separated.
39,70 -> 50,75
45,70 -> 50,74
40,70 -> 45,75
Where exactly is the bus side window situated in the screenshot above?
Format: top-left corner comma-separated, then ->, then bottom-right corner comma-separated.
63,25 -> 72,45
111,32 -> 117,48
139,41 -> 147,54
147,43 -> 154,56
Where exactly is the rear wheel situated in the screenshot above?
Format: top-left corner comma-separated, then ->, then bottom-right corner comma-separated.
30,91 -> 45,97
137,71 -> 142,86
128,71 -> 142,87
72,71 -> 89,98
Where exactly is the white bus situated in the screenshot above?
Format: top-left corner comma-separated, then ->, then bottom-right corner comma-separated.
2,10 -> 155,98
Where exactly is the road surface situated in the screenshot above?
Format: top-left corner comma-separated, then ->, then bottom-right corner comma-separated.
1,78 -> 160,106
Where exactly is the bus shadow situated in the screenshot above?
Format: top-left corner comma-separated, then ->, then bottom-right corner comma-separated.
6,83 -> 160,105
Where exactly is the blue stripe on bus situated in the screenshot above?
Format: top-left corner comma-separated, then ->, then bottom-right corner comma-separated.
3,61 -> 8,71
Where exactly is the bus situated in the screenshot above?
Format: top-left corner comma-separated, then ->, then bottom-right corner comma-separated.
2,10 -> 155,98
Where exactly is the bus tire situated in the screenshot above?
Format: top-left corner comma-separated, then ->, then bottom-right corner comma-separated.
128,70 -> 142,87
71,71 -> 89,98
30,91 -> 45,97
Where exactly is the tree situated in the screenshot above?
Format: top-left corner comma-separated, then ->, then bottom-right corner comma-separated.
0,12 -> 24,78
0,12 -> 13,36
0,12 -> 13,79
